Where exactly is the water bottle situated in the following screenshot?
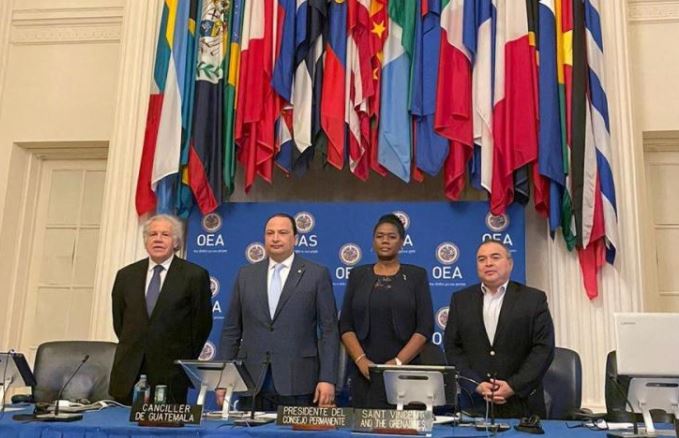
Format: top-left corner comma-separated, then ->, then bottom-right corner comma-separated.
132,374 -> 151,405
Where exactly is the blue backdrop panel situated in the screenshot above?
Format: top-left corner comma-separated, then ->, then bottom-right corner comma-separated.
186,202 -> 524,359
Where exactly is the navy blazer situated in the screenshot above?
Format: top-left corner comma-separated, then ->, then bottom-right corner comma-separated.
339,264 -> 434,343
443,281 -> 555,417
219,255 -> 339,396
109,257 -> 213,403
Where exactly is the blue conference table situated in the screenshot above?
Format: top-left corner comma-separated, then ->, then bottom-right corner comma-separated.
0,405 -> 662,437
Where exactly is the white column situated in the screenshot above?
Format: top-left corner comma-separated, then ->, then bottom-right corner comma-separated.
90,0 -> 161,341
0,1 -> 12,113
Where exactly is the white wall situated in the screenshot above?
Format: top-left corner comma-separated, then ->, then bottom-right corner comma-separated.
628,2 -> 679,132
0,0 -> 123,349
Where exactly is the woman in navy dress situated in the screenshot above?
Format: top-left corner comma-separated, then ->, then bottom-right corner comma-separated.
339,214 -> 434,408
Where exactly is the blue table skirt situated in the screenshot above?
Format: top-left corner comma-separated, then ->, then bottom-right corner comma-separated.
0,406 -> 668,437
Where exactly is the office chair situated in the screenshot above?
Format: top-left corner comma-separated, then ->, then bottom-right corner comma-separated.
418,342 -> 446,366
543,347 -> 582,419
335,343 -> 351,407
32,340 -> 117,403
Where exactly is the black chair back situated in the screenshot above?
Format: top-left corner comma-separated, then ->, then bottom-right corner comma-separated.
335,343 -> 351,406
543,347 -> 582,419
33,340 -> 117,403
418,342 -> 446,366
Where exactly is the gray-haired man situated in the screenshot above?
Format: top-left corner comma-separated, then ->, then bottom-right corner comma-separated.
109,214 -> 212,404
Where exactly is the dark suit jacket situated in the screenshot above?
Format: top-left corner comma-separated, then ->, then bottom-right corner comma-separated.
443,281 -> 555,417
109,257 -> 213,403
339,264 -> 434,343
219,255 -> 339,396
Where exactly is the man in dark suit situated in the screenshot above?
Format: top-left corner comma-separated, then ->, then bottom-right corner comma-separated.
109,214 -> 213,404
444,240 -> 554,418
219,213 -> 339,409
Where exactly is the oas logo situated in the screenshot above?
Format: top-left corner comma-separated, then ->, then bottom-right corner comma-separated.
392,210 -> 410,230
209,276 -> 220,298
295,211 -> 315,234
199,341 -> 216,361
245,242 -> 266,264
339,243 -> 362,266
202,213 -> 223,233
436,306 -> 449,330
436,242 -> 460,265
485,212 -> 509,232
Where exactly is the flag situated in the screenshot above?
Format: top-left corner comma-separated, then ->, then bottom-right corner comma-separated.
176,0 -> 200,218
490,0 -> 539,214
585,0 -> 618,263
412,0 -> 448,178
368,0 -> 388,176
290,0 -> 327,171
322,0 -> 348,170
535,0 -> 566,225
346,0 -> 373,180
569,0 -> 589,251
435,0 -> 473,199
272,0 -> 297,104
136,0 -> 193,216
272,0 -> 296,173
235,0 -> 278,191
378,0 -> 416,182
515,0 -> 541,208
574,0 -> 618,299
188,0 -> 232,214
223,0 -> 244,194
560,0 -> 577,249
570,0 -> 600,298
465,0 -> 494,193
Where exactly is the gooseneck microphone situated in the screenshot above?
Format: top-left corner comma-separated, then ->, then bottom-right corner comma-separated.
38,354 -> 90,422
490,373 -> 497,427
606,372 -> 639,436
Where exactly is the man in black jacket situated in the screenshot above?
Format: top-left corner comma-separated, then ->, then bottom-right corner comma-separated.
109,214 -> 212,404
444,239 -> 554,418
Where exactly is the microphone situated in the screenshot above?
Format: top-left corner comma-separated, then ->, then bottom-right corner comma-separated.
606,372 -> 639,436
490,373 -> 496,426
38,354 -> 90,422
475,373 -> 510,432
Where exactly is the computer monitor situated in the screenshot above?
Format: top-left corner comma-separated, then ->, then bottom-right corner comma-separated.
614,312 -> 679,437
0,352 -> 36,409
370,364 -> 457,411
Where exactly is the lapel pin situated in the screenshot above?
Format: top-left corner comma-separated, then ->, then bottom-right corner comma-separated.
403,274 -> 407,280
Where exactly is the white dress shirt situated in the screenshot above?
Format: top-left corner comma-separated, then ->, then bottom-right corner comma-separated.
145,254 -> 174,296
268,253 -> 295,294
481,280 -> 509,345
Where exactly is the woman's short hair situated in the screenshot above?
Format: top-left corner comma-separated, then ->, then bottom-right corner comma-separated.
373,213 -> 406,240
142,214 -> 184,250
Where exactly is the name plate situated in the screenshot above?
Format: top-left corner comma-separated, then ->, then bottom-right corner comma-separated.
130,402 -> 203,426
276,406 -> 353,428
352,409 -> 434,434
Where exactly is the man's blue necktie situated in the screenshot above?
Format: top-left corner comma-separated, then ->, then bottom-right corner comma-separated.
268,263 -> 284,318
146,264 -> 164,316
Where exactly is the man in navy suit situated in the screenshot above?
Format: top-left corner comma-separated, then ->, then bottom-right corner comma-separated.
444,240 -> 555,418
109,214 -> 212,404
219,213 -> 339,409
